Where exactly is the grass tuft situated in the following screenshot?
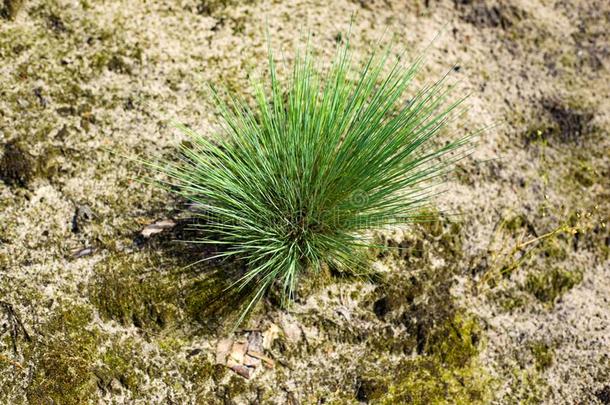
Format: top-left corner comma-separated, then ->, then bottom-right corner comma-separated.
146,39 -> 473,323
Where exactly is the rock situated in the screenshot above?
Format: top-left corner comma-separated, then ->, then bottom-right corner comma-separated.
215,338 -> 233,364
247,331 -> 263,352
263,323 -> 281,349
279,315 -> 303,343
228,340 -> 247,364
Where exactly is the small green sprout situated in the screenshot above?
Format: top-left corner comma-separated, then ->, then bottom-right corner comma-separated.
147,39 -> 473,323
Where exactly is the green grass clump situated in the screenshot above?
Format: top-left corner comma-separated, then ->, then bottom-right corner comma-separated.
150,40 -> 472,321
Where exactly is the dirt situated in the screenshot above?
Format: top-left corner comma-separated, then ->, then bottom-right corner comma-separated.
1,0 -> 609,403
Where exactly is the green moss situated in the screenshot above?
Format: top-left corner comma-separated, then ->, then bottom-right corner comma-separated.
380,357 -> 490,404
364,212 -> 467,348
418,211 -> 464,260
184,274 -> 256,331
360,316 -> 491,404
489,287 -> 528,312
180,360 -> 218,393
504,214 -> 530,232
25,305 -> 100,404
505,368 -> 549,404
292,263 -> 336,301
356,215 -> 492,403
529,341 -> 554,371
96,338 -> 145,394
572,160 -> 598,187
538,236 -> 569,261
524,267 -> 583,304
156,336 -> 185,353
379,211 -> 463,265
88,253 -> 180,330
225,374 -> 249,397
424,315 -> 480,366
524,100 -> 595,145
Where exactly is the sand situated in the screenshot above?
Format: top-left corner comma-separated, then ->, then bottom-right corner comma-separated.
1,0 -> 608,403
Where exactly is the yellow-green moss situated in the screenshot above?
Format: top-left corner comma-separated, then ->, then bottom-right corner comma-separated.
88,253 -> 180,330
183,268 -> 261,331
524,267 -> 583,304
96,338 -> 146,394
379,211 -> 463,265
538,236 -> 569,261
25,305 -> 100,405
379,357 -> 491,404
572,160 -> 599,187
360,316 -> 492,404
353,215 -> 492,403
503,214 -> 533,233
195,0 -> 239,15
529,341 -> 554,371
489,287 -> 528,312
506,368 -> 549,404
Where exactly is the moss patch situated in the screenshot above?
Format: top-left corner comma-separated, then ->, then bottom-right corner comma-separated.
507,368 -> 549,404
25,305 -> 100,405
195,0 -> 243,16
353,215 -> 492,403
529,341 -> 554,371
488,287 -> 528,312
359,316 -> 491,404
460,2 -> 526,30
95,338 -> 147,396
524,267 -> 583,304
88,252 -> 180,331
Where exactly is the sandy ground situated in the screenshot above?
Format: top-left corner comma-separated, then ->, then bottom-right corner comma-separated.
1,0 -> 609,403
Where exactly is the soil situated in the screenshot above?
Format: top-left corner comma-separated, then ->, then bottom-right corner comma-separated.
1,0 -> 609,403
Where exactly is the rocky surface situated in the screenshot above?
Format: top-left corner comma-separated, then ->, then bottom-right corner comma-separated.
0,0 -> 608,403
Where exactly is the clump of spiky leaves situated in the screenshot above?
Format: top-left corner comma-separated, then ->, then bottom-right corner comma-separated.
151,40 -> 472,322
